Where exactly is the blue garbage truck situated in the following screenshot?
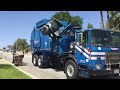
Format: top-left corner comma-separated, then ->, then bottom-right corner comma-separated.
30,17 -> 120,79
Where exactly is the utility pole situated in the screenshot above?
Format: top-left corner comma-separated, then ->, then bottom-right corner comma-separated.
100,11 -> 105,29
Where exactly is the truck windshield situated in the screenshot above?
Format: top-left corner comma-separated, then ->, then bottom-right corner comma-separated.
90,30 -> 111,47
111,31 -> 120,48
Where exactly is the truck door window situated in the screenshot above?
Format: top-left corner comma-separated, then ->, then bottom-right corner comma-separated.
78,33 -> 82,42
83,31 -> 88,44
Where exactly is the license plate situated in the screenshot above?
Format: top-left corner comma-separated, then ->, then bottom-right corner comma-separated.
114,69 -> 119,74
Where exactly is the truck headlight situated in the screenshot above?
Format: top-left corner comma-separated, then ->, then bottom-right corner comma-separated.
96,64 -> 101,70
70,42 -> 75,49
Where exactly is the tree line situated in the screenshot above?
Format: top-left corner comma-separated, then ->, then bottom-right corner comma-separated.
6,38 -> 30,53
53,11 -> 120,31
106,11 -> 120,31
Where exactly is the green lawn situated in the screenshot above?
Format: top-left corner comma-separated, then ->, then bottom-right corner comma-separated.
0,64 -> 32,79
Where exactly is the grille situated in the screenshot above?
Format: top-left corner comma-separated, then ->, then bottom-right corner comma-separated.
105,52 -> 120,65
105,64 -> 119,69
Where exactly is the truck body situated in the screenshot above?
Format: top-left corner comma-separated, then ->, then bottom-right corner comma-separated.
30,18 -> 120,79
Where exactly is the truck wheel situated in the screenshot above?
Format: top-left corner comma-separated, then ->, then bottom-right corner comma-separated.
38,56 -> 43,68
65,60 -> 78,79
38,55 -> 50,68
33,55 -> 39,66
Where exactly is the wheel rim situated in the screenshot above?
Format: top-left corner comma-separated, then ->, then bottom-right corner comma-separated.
38,58 -> 42,66
33,58 -> 36,65
67,64 -> 74,77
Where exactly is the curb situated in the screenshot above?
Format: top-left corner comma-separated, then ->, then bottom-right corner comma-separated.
2,59 -> 39,79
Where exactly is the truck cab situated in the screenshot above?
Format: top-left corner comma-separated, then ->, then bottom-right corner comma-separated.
65,28 -> 120,79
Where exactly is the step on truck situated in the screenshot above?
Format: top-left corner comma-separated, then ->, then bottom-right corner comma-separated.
30,17 -> 120,79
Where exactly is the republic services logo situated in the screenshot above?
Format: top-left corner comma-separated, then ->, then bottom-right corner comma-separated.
34,40 -> 39,45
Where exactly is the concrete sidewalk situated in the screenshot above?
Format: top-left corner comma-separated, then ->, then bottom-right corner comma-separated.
0,59 -> 8,64
0,58 -> 39,79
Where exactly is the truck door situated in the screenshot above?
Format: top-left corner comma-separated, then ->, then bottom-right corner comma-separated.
75,31 -> 89,65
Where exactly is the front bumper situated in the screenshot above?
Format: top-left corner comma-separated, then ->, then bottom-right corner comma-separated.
88,69 -> 120,76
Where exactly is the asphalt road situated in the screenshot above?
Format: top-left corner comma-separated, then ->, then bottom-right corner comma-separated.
2,52 -> 67,79
2,52 -> 120,79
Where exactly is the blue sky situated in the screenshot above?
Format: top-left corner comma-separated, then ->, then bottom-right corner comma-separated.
0,11 -> 107,48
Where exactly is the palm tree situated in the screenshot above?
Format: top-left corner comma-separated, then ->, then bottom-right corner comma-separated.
100,11 -> 104,29
107,11 -> 110,29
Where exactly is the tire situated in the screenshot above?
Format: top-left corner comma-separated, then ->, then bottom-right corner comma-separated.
38,55 -> 50,68
65,60 -> 78,79
38,55 -> 43,68
32,55 -> 39,66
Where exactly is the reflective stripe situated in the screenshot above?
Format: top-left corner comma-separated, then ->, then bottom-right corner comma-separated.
75,45 -> 106,60
90,57 -> 105,60
77,45 -> 105,56
91,52 -> 105,55
79,45 -> 90,54
75,45 -> 90,59
101,57 -> 105,60
91,57 -> 97,60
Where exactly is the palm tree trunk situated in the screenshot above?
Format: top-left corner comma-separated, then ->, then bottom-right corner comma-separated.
107,11 -> 110,29
100,11 -> 104,29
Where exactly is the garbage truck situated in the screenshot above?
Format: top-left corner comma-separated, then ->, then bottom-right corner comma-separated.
30,17 -> 120,79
